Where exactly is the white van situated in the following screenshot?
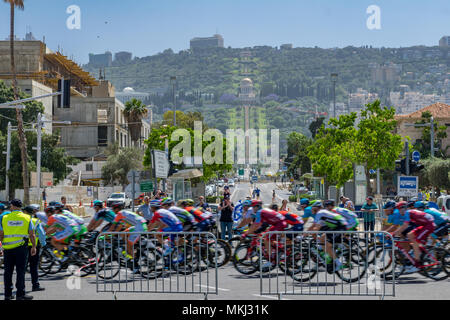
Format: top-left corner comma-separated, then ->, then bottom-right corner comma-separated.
437,195 -> 450,215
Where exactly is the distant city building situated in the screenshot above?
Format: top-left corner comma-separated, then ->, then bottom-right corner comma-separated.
190,34 -> 224,50
390,90 -> 442,114
329,102 -> 347,118
439,36 -> 450,47
280,44 -> 293,50
348,88 -> 379,113
369,62 -> 401,83
114,51 -> 132,64
24,32 -> 37,41
89,51 -> 113,67
115,87 -> 150,104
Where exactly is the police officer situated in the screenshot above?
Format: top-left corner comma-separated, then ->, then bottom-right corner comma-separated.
24,205 -> 46,292
0,199 -> 37,300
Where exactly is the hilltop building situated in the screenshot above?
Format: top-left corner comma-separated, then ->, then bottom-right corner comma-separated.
190,34 -> 224,50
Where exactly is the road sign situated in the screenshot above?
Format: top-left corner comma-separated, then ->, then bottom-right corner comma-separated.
369,169 -> 376,175
282,166 -> 288,171
252,176 -> 258,183
412,151 -> 421,162
153,150 -> 169,179
238,169 -> 244,176
140,180 -> 154,192
127,170 -> 140,184
125,183 -> 141,199
398,176 -> 419,197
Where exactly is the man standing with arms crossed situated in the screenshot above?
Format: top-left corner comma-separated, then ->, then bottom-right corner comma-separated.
0,199 -> 37,300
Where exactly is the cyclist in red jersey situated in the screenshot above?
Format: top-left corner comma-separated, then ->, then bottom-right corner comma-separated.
271,204 -> 304,232
394,204 -> 435,268
244,201 -> 287,263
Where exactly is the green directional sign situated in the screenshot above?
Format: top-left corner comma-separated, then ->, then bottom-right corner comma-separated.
239,169 -> 244,176
140,180 -> 154,192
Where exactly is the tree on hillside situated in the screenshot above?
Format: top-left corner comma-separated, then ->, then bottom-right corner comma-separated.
417,158 -> 450,190
123,98 -> 148,146
162,110 -> 206,131
4,0 -> 31,204
354,100 -> 404,196
309,117 -> 325,138
286,132 -> 312,179
101,144 -> 144,187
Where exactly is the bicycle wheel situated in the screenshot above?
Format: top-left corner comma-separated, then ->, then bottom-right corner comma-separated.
96,250 -> 121,280
283,246 -> 318,282
138,247 -> 164,279
420,248 -> 449,281
206,239 -> 232,268
39,247 -> 64,275
232,243 -> 259,275
73,246 -> 97,277
335,243 -> 367,283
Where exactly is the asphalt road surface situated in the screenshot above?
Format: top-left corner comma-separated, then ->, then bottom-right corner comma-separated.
1,182 -> 449,300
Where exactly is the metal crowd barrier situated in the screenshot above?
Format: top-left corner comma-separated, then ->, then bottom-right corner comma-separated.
354,211 -> 386,232
95,231 -> 219,300
258,231 -> 396,300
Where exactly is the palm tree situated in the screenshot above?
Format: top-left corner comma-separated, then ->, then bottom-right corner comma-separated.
4,0 -> 30,204
123,98 -> 148,146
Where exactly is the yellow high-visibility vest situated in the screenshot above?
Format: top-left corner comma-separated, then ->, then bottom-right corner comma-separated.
1,211 -> 31,250
28,217 -> 39,247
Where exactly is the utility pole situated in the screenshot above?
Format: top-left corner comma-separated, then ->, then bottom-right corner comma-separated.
36,113 -> 42,203
405,116 -> 437,158
405,141 -> 410,176
331,73 -> 338,119
4,122 -> 12,200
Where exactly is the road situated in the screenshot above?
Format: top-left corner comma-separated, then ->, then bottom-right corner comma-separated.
0,181 -> 449,300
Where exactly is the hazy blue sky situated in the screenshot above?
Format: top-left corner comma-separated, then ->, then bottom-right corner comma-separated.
0,0 -> 449,64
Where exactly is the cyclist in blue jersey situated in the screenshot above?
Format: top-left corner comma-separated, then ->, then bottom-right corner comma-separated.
87,200 -> 117,232
420,202 -> 449,241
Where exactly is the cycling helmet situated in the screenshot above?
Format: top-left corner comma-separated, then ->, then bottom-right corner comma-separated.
270,204 -> 279,211
414,201 -> 426,209
181,199 -> 194,206
161,198 -> 174,205
383,200 -> 396,210
0,203 -> 6,210
111,202 -> 124,210
312,201 -> 323,208
396,201 -> 407,209
93,200 -> 103,207
48,201 -> 61,207
251,200 -> 263,207
242,200 -> 252,207
300,198 -> 310,205
44,206 -> 55,214
406,201 -> 415,208
53,203 -> 64,211
29,204 -> 40,211
150,199 -> 162,208
23,206 -> 35,214
324,200 -> 335,207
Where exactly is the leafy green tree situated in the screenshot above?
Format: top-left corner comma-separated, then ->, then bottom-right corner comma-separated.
123,98 -> 148,145
354,100 -> 404,196
101,144 -> 144,187
286,132 -> 312,178
413,111 -> 448,158
307,114 -> 358,199
418,158 -> 450,190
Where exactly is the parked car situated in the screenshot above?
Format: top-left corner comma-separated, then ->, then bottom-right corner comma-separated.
206,185 -> 216,197
106,192 -> 132,208
437,195 -> 450,215
228,179 -> 235,188
216,180 -> 225,187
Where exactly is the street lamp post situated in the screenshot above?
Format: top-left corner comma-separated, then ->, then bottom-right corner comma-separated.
331,73 -> 338,119
170,76 -> 177,126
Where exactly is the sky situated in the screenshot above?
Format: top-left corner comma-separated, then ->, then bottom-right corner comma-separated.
0,0 -> 449,65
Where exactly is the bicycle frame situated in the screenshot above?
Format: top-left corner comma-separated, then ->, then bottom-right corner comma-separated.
393,239 -> 440,268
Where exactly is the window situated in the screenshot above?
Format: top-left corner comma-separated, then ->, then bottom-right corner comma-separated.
98,126 -> 108,146
86,163 -> 93,171
97,109 -> 108,123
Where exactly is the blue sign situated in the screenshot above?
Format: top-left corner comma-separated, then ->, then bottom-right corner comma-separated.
398,176 -> 419,197
252,176 -> 258,182
412,151 -> 420,162
282,166 -> 288,171
369,169 -> 376,175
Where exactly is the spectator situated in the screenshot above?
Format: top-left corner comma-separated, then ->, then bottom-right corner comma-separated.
339,196 -> 355,211
272,190 -> 276,203
280,199 -> 289,212
361,196 -> 378,239
136,196 -> 152,222
195,196 -> 210,211
218,199 -> 234,241
223,186 -> 231,200
255,187 -> 261,200
61,196 -> 73,212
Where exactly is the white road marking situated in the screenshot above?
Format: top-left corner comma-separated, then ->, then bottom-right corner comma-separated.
196,284 -> 230,291
252,294 -> 292,300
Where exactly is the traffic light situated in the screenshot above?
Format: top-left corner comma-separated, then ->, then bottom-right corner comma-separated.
395,159 -> 407,175
410,162 -> 425,173
168,161 -> 178,177
58,79 -> 71,108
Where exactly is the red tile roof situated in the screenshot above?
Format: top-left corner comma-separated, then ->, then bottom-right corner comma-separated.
395,102 -> 450,120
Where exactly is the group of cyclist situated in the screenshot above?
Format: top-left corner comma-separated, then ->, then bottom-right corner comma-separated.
4,193 -> 448,276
